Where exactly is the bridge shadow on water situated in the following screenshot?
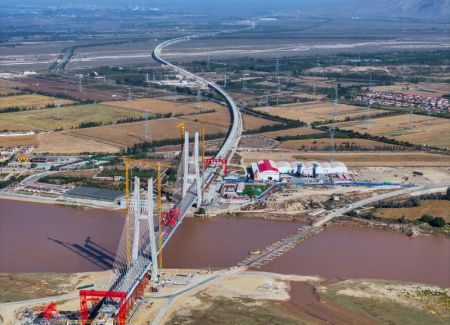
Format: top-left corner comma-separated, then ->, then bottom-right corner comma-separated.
48,236 -> 115,270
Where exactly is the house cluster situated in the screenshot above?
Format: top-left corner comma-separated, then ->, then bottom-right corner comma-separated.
354,91 -> 449,113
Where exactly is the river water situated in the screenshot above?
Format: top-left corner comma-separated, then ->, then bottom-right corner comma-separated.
0,199 -> 124,273
1,199 -> 448,286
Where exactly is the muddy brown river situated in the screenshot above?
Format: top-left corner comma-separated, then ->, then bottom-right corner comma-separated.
1,200 -> 448,286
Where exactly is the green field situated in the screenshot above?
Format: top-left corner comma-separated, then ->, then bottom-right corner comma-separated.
0,104 -> 144,131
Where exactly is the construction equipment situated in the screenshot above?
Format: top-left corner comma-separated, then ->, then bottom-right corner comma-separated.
79,290 -> 127,325
42,301 -> 58,324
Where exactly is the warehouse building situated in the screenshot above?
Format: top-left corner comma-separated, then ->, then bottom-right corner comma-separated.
65,186 -> 125,203
250,160 -> 348,182
251,160 -> 280,182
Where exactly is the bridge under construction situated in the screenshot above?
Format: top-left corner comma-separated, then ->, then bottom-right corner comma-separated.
70,26 -> 245,325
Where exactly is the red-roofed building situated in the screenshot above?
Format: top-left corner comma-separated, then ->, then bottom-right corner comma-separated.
251,160 -> 280,182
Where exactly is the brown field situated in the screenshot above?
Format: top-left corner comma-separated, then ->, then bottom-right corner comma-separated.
180,108 -> 231,127
0,94 -> 73,110
36,132 -> 121,154
277,138 -> 401,150
0,135 -> 38,147
40,117 -> 229,153
104,98 -> 224,115
291,93 -> 324,100
255,102 -> 385,123
262,127 -> 325,139
242,113 -> 280,130
0,120 -> 33,132
238,151 -> 450,167
17,77 -> 127,102
338,114 -> 450,150
0,104 -> 144,131
374,200 -> 450,222
370,82 -> 450,98
0,88 -> 19,96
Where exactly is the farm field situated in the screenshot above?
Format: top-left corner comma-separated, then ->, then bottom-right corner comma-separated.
277,138 -> 401,150
104,98 -> 224,115
180,108 -> 231,127
262,127 -> 325,139
36,132 -> 121,154
17,77 -> 127,102
0,134 -> 38,147
242,113 -> 280,130
0,104 -> 144,131
57,117 -> 229,152
370,82 -> 450,98
238,151 -> 450,167
374,200 -> 450,222
0,120 -> 34,132
0,94 -> 74,110
255,102 -> 385,123
337,114 -> 450,150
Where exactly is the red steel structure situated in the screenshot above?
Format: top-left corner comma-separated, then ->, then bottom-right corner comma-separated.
162,208 -> 181,228
203,158 -> 228,176
79,290 -> 127,325
42,301 -> 58,324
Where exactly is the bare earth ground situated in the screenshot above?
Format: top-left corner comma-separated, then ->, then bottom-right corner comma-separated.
0,135 -> 38,147
238,150 -> 450,167
255,102 -> 385,123
337,114 -> 450,150
0,120 -> 34,132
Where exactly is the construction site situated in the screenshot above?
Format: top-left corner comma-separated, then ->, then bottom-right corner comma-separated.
1,3 -> 450,325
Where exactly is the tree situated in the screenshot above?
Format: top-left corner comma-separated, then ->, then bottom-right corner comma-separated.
429,217 -> 446,228
398,216 -> 407,224
446,187 -> 450,200
419,214 -> 434,223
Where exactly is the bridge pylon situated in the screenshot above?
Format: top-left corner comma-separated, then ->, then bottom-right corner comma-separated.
182,131 -> 189,198
194,132 -> 202,207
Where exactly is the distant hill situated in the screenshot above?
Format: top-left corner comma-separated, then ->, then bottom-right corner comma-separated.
356,0 -> 450,19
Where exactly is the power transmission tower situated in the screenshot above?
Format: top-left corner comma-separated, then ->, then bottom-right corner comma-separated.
328,87 -> 338,162
207,56 -> 210,71
54,101 -> 61,120
275,58 -> 280,76
78,75 -> 83,93
427,107 -> 432,125
277,76 -> 281,93
223,72 -> 227,88
172,86 -> 177,101
145,73 -> 149,83
409,107 -> 415,129
128,88 -> 133,101
196,89 -> 202,109
264,90 -> 270,108
242,79 -> 248,91
144,113 -> 151,142
365,98 -> 372,130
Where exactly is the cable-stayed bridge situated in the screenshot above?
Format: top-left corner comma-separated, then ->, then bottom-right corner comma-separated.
80,25 -> 247,324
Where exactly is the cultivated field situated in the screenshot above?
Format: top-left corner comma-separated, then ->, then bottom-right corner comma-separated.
180,108 -> 231,127
36,132 -> 121,154
262,127 -> 325,139
0,120 -> 33,132
40,117 -> 230,153
0,80 -> 24,96
374,200 -> 450,222
104,98 -> 224,115
0,135 -> 38,147
255,102 -> 385,123
238,151 -> 450,167
0,94 -> 73,110
0,104 -> 144,131
338,114 -> 450,150
242,113 -> 280,130
277,138 -> 401,150
371,82 -> 450,98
